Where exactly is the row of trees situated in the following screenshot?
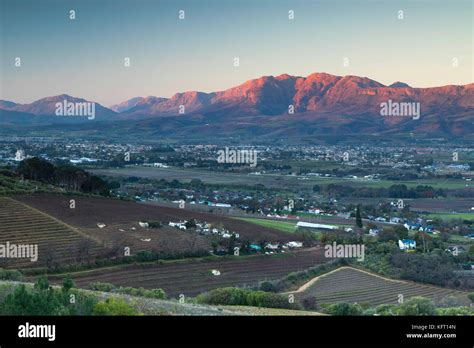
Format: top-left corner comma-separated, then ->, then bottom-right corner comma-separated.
196,287 -> 298,309
17,157 -> 110,195
315,183 -> 446,198
322,296 -> 474,316
0,277 -> 139,316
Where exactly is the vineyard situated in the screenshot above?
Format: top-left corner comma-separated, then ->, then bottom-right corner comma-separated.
47,247 -> 326,296
15,194 -> 299,243
0,197 -> 105,268
294,267 -> 470,307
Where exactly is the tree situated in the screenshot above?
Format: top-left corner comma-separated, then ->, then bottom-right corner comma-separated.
398,297 -> 436,316
227,234 -> 237,255
62,276 -> 75,293
378,229 -> 399,242
414,232 -> 433,253
17,157 -> 55,182
393,225 -> 408,240
302,297 -> 318,310
184,219 -> 197,229
34,276 -> 50,291
355,205 -> 363,228
325,302 -> 363,316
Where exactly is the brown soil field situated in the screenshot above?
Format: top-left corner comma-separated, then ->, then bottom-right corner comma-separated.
408,198 -> 474,213
15,194 -> 299,243
0,197 -> 106,268
3,194 -> 308,270
293,267 -> 470,307
47,247 -> 326,296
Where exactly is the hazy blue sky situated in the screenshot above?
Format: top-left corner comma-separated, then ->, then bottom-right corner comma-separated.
0,0 -> 472,106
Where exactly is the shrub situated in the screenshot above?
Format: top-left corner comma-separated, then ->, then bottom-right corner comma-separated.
88,282 -> 116,292
301,297 -> 318,310
148,221 -> 163,228
148,288 -> 166,299
324,302 -> 363,316
92,298 -> 140,316
398,297 -> 436,316
0,277 -> 97,315
259,281 -> 276,292
0,269 -> 23,281
62,276 -> 75,292
375,304 -> 398,316
468,292 -> 474,303
438,295 -> 464,308
437,307 -> 473,316
196,287 -> 298,309
134,251 -> 158,262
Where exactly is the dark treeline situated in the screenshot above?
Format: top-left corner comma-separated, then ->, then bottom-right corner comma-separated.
314,183 -> 445,198
17,157 -> 110,195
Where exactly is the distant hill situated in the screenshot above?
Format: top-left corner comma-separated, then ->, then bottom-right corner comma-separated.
0,94 -> 116,123
1,73 -> 473,139
110,97 -> 146,112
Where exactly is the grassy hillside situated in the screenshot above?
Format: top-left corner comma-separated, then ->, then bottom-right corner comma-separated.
0,280 -> 320,316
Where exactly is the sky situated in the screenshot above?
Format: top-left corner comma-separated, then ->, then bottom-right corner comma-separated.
0,0 -> 472,106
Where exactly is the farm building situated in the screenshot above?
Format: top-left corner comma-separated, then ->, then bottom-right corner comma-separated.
296,221 -> 338,232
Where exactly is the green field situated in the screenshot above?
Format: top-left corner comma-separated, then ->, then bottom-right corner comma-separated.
235,217 -> 297,233
422,213 -> 474,221
92,166 -> 469,190
407,230 -> 472,243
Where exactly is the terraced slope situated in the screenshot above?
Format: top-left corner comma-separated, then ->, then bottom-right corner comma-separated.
294,267 -> 470,306
47,247 -> 326,296
0,197 -> 105,268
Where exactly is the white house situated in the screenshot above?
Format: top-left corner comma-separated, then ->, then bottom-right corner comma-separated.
398,239 -> 416,251
265,243 -> 280,250
390,217 -> 403,224
369,228 -> 380,236
285,241 -> 303,248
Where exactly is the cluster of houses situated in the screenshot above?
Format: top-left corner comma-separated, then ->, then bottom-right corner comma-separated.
403,222 -> 436,234
168,220 -> 240,239
167,219 -> 304,255
143,162 -> 170,168
247,241 -> 303,255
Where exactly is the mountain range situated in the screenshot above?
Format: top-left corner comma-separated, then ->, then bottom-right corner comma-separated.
1,72 -> 473,139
